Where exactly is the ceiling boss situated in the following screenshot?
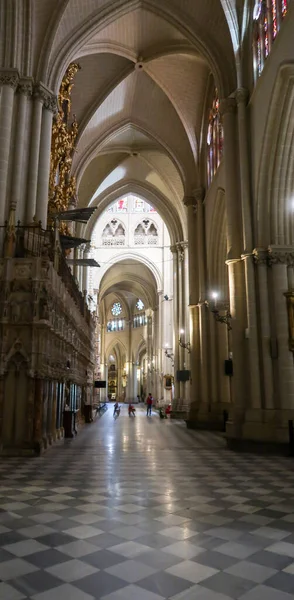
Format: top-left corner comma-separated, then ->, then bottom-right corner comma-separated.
48,62 -> 81,235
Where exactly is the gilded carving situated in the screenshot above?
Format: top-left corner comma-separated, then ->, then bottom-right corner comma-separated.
48,63 -> 81,235
284,292 -> 294,352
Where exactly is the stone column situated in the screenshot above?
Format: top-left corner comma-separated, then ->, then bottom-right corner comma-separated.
153,303 -> 161,402
25,83 -> 49,223
184,196 -> 200,421
268,246 -> 294,411
83,243 -> 91,293
36,91 -> 57,228
0,70 -> 19,232
177,243 -> 184,406
177,241 -> 189,407
220,97 -> 246,435
157,290 -> 164,401
219,97 -> 242,260
253,248 -> 274,410
126,362 -> 134,403
236,87 -> 261,411
146,311 -> 153,396
10,78 -> 33,219
171,246 -> 180,403
196,192 -> 210,418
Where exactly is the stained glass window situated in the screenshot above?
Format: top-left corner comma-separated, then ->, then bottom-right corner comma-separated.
207,90 -> 223,187
136,299 -> 144,311
107,199 -> 128,212
111,302 -> 122,316
134,198 -> 145,212
253,0 -> 290,81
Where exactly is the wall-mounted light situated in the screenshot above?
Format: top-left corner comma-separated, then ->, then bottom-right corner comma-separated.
205,294 -> 232,330
179,330 -> 191,353
164,344 -> 174,366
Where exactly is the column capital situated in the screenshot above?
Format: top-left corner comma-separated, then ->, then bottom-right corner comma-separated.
193,187 -> 205,203
170,244 -> 177,254
183,195 -> 196,208
17,77 -> 33,97
268,245 -> 294,267
252,248 -> 268,266
176,241 -> 188,262
0,69 -> 19,90
235,87 -> 249,106
34,83 -> 58,113
220,96 -> 236,116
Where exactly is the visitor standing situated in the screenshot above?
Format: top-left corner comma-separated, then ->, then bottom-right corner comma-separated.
146,393 -> 153,416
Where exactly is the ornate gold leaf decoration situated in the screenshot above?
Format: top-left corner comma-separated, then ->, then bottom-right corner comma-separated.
48,63 -> 81,234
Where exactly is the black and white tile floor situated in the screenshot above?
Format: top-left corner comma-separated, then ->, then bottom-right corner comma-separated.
1,406 -> 294,599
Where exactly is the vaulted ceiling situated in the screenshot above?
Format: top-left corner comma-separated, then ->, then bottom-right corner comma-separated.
34,0 -> 238,240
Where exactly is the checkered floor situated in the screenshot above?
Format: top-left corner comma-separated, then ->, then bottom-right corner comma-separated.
1,407 -> 294,599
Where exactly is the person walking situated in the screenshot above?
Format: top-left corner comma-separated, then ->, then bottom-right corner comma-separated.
146,393 -> 153,416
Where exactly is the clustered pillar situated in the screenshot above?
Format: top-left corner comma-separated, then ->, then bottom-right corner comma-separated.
0,69 -> 57,231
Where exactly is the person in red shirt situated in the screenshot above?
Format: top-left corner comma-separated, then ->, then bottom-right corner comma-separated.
146,393 -> 153,416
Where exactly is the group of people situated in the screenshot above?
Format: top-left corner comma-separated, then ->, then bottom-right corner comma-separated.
113,393 -> 154,418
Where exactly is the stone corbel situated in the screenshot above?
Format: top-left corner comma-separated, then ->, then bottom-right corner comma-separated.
219,96 -> 236,117
183,196 -> 197,214
235,87 -> 249,107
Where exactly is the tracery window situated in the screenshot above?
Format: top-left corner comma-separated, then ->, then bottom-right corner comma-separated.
111,302 -> 122,317
107,318 -> 125,332
136,299 -> 144,311
133,313 -> 147,328
134,220 -> 158,245
253,0 -> 290,80
102,219 -> 125,246
207,90 -> 223,187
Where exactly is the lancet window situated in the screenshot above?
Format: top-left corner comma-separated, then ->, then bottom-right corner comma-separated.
207,90 -> 223,187
253,0 -> 290,80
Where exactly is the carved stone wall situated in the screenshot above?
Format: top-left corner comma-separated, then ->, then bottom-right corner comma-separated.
0,257 -> 95,454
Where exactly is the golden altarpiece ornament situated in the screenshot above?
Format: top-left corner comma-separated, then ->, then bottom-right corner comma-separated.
48,62 -> 81,235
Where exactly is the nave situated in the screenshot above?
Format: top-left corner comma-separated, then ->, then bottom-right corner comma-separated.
1,410 -> 294,600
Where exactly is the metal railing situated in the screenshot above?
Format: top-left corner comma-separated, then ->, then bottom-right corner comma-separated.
0,221 -> 90,323
0,221 -> 54,259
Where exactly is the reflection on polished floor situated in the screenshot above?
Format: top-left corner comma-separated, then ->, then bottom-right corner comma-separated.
1,408 -> 294,600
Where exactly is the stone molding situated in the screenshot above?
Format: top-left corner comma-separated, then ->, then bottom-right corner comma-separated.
220,96 -> 236,116
34,83 -> 58,113
193,187 -> 205,201
17,77 -> 33,97
183,195 -> 196,208
0,69 -> 19,90
235,87 -> 249,106
252,248 -> 268,266
176,241 -> 188,262
253,246 -> 294,267
268,246 -> 294,267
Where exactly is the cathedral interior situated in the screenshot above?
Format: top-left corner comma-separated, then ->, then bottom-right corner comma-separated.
1,1 -> 294,599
